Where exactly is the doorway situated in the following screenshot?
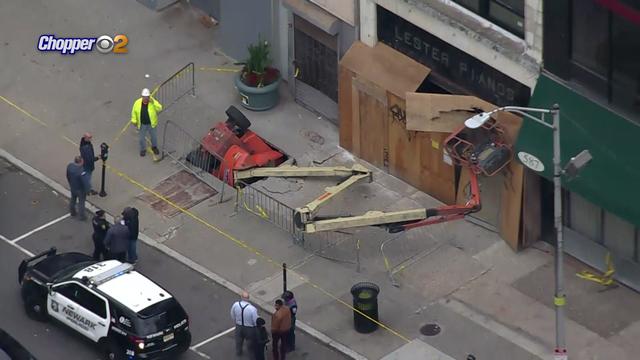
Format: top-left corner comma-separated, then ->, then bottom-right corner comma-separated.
293,15 -> 339,122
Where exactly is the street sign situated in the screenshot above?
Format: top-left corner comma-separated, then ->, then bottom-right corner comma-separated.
518,151 -> 545,172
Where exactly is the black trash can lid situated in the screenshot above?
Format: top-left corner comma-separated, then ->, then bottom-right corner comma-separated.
350,282 -> 380,297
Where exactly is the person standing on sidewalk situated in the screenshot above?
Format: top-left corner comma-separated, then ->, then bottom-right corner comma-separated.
271,299 -> 291,360
79,132 -> 99,195
130,88 -> 163,157
230,291 -> 258,357
91,210 -> 109,261
66,156 -> 89,221
252,317 -> 269,360
104,218 -> 129,262
282,290 -> 297,353
122,207 -> 139,264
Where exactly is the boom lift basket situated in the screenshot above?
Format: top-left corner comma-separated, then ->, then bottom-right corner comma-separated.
443,116 -> 512,177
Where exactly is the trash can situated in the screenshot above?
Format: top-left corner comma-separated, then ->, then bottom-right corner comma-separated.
350,282 -> 380,333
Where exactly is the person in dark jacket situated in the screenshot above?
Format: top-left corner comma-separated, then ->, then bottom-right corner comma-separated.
104,218 -> 130,262
122,207 -> 140,264
66,156 -> 89,220
252,317 -> 269,360
79,133 -> 99,195
282,291 -> 297,352
91,210 -> 110,261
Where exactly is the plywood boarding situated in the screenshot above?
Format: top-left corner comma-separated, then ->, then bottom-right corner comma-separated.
338,67 -> 353,151
405,93 -> 494,133
387,93 -> 421,185
357,90 -> 387,168
339,41 -> 430,99
419,131 -> 456,204
499,162 -> 524,250
521,169 -> 542,248
386,93 -> 455,204
351,83 -> 361,156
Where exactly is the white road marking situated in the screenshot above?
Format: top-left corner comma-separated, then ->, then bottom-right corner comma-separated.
0,148 -> 368,360
189,348 -> 211,359
1,234 -> 35,257
11,213 -> 71,243
190,327 -> 235,350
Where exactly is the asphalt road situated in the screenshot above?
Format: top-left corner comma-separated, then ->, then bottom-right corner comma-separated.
0,157 -> 347,360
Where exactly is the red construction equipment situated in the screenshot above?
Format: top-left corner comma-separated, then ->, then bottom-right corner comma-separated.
198,106 -> 513,234
193,106 -> 286,185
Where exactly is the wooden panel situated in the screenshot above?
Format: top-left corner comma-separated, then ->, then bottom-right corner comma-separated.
353,75 -> 387,106
406,93 -> 492,133
340,42 -> 430,99
387,94 -> 420,185
419,132 -> 456,204
338,66 -> 353,151
357,92 -> 387,168
351,82 -> 361,156
499,162 -> 524,251
522,169 -> 542,248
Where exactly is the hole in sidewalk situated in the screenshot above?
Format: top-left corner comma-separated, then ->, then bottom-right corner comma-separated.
420,323 -> 441,336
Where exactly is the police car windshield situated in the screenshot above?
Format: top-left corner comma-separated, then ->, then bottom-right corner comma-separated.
135,298 -> 186,335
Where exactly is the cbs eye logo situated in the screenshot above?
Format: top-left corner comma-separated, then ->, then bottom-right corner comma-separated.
95,34 -> 129,54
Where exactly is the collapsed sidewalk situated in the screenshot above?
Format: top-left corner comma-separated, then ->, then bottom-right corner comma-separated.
126,62 -> 640,359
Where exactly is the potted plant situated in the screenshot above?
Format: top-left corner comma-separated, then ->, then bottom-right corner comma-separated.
234,36 -> 281,111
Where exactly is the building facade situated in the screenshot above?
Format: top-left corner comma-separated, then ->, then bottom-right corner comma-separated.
350,0 -> 640,291
516,0 -> 640,291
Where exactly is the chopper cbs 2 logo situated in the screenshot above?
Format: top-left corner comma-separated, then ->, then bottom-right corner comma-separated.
37,34 -> 128,55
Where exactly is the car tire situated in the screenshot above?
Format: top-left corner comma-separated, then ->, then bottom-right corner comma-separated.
100,338 -> 125,360
23,294 -> 47,322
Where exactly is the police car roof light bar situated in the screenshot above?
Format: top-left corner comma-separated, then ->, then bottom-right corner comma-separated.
87,263 -> 134,287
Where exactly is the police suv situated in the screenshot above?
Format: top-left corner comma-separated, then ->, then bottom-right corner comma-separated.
18,248 -> 191,360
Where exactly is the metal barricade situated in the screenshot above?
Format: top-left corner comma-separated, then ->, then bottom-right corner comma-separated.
235,180 -> 361,268
235,180 -> 304,241
161,120 -> 222,192
153,62 -> 195,111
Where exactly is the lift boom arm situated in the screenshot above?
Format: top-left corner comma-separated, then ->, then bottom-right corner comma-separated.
296,168 -> 482,233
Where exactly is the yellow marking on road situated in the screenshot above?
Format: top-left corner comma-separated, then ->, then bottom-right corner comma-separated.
0,93 -> 412,344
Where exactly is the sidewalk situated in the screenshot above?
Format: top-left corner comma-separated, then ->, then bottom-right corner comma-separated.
1,0 -> 640,359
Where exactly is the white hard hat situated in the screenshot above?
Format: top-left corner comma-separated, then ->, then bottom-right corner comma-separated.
141,88 -> 150,97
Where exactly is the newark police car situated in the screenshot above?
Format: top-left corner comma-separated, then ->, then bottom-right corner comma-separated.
17,248 -> 191,360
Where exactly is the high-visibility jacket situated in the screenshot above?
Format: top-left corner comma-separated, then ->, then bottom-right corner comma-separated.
130,97 -> 163,129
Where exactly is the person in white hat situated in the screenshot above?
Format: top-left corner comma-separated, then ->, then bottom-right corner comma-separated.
130,88 -> 163,157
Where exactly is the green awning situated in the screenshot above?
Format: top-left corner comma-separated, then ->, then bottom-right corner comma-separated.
515,73 -> 640,227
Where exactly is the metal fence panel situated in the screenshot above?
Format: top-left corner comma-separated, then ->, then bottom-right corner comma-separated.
153,62 -> 195,111
161,120 -> 223,192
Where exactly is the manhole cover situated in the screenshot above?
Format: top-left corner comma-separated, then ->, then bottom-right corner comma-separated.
420,323 -> 441,336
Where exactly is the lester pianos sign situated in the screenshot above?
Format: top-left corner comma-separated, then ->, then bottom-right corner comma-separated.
377,6 -> 530,107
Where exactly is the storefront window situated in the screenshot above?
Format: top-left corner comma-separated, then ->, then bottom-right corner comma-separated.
611,14 -> 640,119
567,191 -> 639,263
544,0 -> 640,125
571,1 -> 609,77
453,0 -> 524,38
568,192 -> 601,243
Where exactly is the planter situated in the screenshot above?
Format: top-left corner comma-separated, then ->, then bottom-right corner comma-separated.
234,74 -> 281,111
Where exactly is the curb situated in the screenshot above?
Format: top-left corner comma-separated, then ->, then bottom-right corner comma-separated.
0,148 -> 368,360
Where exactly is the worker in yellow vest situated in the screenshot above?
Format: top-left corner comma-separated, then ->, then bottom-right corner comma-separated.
131,88 -> 163,157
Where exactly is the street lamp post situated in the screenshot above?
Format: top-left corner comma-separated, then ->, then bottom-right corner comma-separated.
464,104 -> 592,360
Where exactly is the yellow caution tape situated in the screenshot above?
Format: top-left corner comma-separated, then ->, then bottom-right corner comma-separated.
0,93 -> 413,345
554,296 -> 566,306
576,252 -> 615,286
236,187 -> 269,219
